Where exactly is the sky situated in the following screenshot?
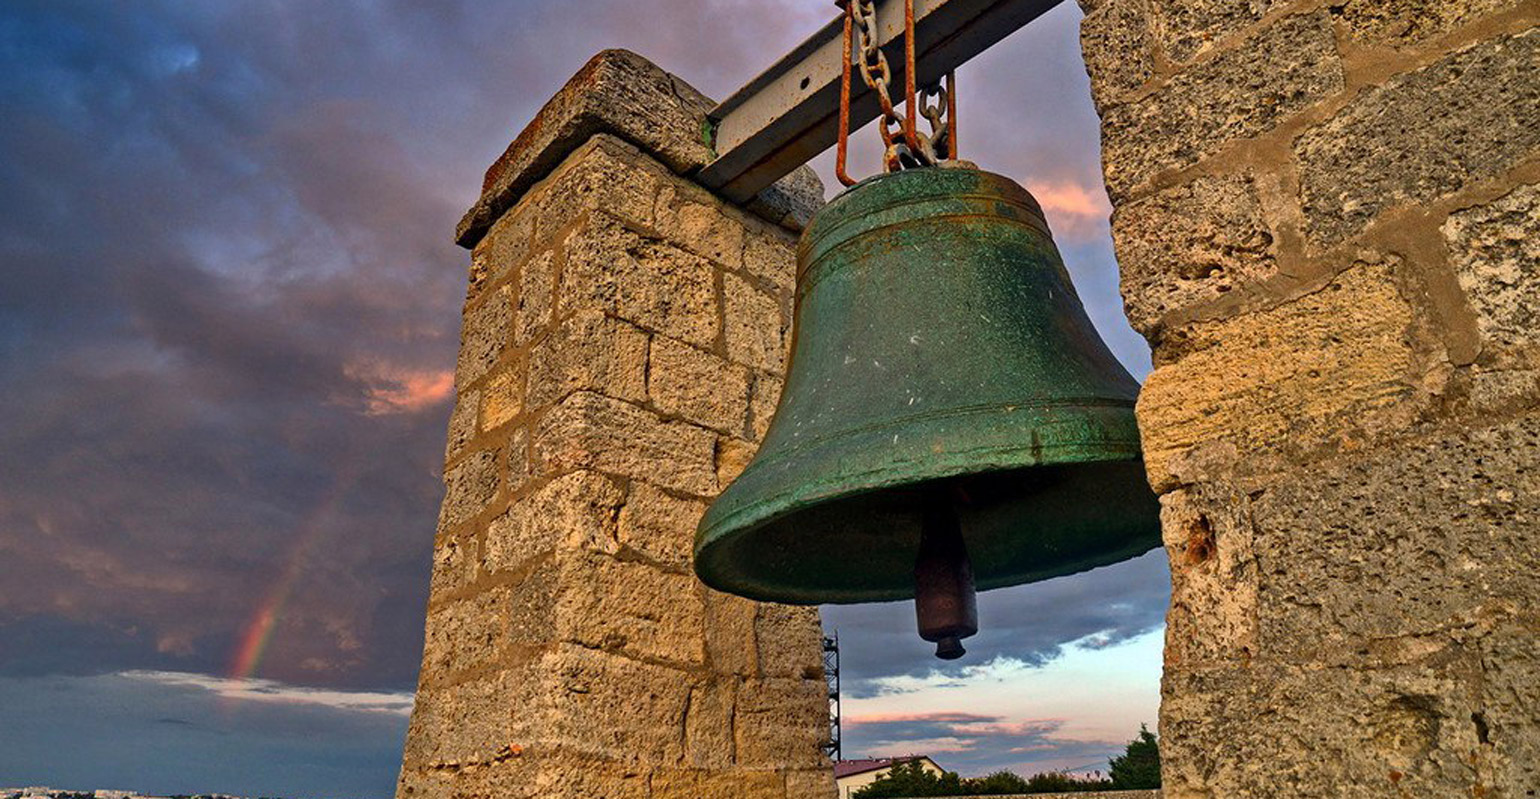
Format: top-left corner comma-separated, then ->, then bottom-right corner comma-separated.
0,1 -> 1164,796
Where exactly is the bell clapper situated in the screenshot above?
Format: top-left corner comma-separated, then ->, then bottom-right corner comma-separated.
913,495 -> 979,660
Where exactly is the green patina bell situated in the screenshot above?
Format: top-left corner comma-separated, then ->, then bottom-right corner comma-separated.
695,166 -> 1161,658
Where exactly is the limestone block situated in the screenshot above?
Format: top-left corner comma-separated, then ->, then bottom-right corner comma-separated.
1079,0 -> 1154,108
439,448 -> 501,530
555,549 -> 706,665
562,218 -> 720,349
1101,11 -> 1342,201
1247,414 -> 1540,665
725,272 -> 788,374
402,669 -> 542,769
736,677 -> 831,769
1113,173 -> 1278,334
538,644 -> 692,762
704,589 -> 761,677
1159,488 -> 1258,670
483,471 -> 625,572
421,586 -> 512,678
514,249 -> 556,346
531,755 -> 649,799
1297,29 -> 1540,247
530,135 -> 661,243
617,481 -> 704,570
652,769 -> 785,799
479,363 -> 524,433
755,605 -> 825,679
444,388 -> 479,464
1137,260 -> 1419,490
428,533 -> 477,599
1331,0 -> 1523,48
743,229 -> 798,296
649,336 -> 751,434
505,560 -> 558,649
506,426 -> 531,495
469,197 -> 534,301
785,769 -> 839,799
456,285 -> 511,387
526,311 -> 648,410
534,391 -> 717,496
457,50 -> 716,247
1442,182 -> 1540,352
716,436 -> 757,488
1151,0 -> 1276,64
749,373 -> 785,441
655,185 -> 744,269
682,678 -> 738,769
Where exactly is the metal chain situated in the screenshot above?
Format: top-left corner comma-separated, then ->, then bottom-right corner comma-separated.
848,0 -> 935,171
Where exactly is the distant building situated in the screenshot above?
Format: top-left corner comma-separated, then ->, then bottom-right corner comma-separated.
833,756 -> 945,798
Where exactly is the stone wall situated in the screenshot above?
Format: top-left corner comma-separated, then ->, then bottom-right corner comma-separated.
1080,1 -> 1539,796
398,52 -> 834,799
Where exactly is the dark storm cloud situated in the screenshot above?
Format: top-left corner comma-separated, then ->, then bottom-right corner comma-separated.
824,549 -> 1170,697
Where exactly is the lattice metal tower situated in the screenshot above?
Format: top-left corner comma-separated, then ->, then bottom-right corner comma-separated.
822,631 -> 841,760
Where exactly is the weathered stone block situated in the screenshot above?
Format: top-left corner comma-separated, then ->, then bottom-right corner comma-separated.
514,249 -> 556,346
656,185 -> 744,269
1248,415 -> 1540,664
725,272 -> 787,374
439,448 -> 501,530
786,769 -> 839,799
402,669 -> 542,769
1112,173 -> 1278,334
562,218 -> 721,349
527,310 -> 648,410
649,336 -> 750,434
534,391 -> 717,496
1297,29 -> 1540,246
749,373 -> 785,441
555,549 -> 706,665
735,677 -> 830,769
428,533 -> 477,599
531,755 -> 650,799
755,605 -> 825,679
715,436 -> 757,488
531,135 -> 661,242
1079,0 -> 1154,107
421,586 -> 512,678
456,285 -> 511,386
1151,0 -> 1275,64
444,388 -> 479,464
616,481 -> 703,570
682,679 -> 738,769
652,769 -> 785,799
1331,0 -> 1523,49
480,363 -> 524,432
1137,260 -> 1420,490
1160,488 -> 1258,670
704,589 -> 761,677
1101,10 -> 1343,200
1443,182 -> 1540,352
743,229 -> 798,295
469,198 -> 534,301
538,645 -> 692,762
484,471 -> 625,572
506,425 -> 532,495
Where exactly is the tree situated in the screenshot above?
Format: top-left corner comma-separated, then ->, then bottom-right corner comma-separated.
1109,724 -> 1161,789
853,759 -> 964,798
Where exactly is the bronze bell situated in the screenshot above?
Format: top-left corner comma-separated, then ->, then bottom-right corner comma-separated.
694,166 -> 1161,659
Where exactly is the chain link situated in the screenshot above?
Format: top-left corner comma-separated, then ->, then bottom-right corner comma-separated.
848,0 -> 937,170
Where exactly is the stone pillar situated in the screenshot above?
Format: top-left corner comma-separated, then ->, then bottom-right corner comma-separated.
1080,1 -> 1539,796
398,50 -> 835,799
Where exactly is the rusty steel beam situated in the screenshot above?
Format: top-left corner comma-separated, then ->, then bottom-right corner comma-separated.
698,0 -> 1065,202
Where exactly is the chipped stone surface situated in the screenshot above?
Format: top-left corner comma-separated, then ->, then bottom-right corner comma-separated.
527,310 -> 648,409
437,448 -> 500,530
1113,173 -> 1277,334
725,271 -> 788,374
1137,261 -> 1420,490
1331,0 -> 1523,48
483,471 -> 625,571
650,336 -> 750,434
1100,10 -> 1343,200
616,481 -> 703,569
563,218 -> 721,349
455,285 -> 510,387
1443,182 -> 1540,352
556,549 -> 705,664
1080,0 -> 1154,109
1297,29 -> 1540,247
443,388 -> 478,463
479,363 -> 523,432
534,391 -> 718,496
1152,0 -> 1275,64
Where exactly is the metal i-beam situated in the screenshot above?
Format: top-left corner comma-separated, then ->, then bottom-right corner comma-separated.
698,0 -> 1066,202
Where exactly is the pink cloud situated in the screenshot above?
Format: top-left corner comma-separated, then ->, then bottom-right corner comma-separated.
342,360 -> 454,415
